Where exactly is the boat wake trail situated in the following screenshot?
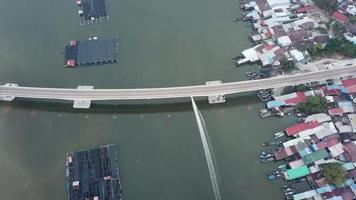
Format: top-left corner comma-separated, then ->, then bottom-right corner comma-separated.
191,97 -> 222,200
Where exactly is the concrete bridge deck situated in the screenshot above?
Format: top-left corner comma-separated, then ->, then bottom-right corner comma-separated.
0,66 -> 355,102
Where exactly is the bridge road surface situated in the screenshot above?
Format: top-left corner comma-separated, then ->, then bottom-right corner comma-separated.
0,66 -> 355,101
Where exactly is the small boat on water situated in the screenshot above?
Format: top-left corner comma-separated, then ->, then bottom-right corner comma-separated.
283,187 -> 296,193
260,151 -> 267,155
267,174 -> 277,180
274,131 -> 285,138
261,157 -> 275,163
259,153 -> 273,159
267,171 -> 281,180
281,184 -> 294,189
262,141 -> 275,146
278,164 -> 288,171
285,191 -> 295,196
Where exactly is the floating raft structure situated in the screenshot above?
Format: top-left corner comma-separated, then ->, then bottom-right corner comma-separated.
64,37 -> 119,67
76,0 -> 108,25
66,144 -> 123,200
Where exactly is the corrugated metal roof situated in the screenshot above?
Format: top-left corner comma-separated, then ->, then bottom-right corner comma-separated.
302,149 -> 329,165
267,100 -> 285,108
286,165 -> 310,180
286,121 -> 320,136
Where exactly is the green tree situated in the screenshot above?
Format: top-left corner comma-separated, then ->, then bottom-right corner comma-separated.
316,27 -> 328,34
295,84 -> 309,92
297,96 -> 327,114
308,43 -> 323,58
280,58 -> 295,72
313,0 -> 338,14
350,16 -> 356,24
324,38 -> 356,58
323,163 -> 347,186
332,23 -> 346,37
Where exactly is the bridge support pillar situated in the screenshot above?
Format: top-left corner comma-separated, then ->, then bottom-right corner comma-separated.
0,83 -> 19,101
73,86 -> 94,109
205,80 -> 226,104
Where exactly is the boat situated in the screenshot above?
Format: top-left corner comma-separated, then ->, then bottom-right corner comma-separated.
262,141 -> 276,146
261,157 -> 275,163
260,151 -> 268,155
233,18 -> 240,22
278,164 -> 288,171
259,153 -> 273,159
283,187 -> 296,193
281,184 -> 293,189
274,131 -> 285,138
267,174 -> 277,180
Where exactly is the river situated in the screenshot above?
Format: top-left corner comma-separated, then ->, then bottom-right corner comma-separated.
0,0 -> 296,199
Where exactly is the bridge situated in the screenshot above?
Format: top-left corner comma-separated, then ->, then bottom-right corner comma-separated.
0,66 -> 355,108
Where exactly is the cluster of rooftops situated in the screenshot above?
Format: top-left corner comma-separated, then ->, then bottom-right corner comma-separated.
64,0 -> 119,68
331,1 -> 356,44
238,0 -> 355,67
264,78 -> 356,200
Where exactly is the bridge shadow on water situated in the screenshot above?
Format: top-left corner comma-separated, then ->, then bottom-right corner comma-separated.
0,93 -> 259,114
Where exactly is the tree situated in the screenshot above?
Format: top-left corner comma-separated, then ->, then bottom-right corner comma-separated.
297,96 -> 327,114
325,38 -> 356,58
313,0 -> 338,14
350,16 -> 356,24
295,84 -> 309,92
323,163 -> 347,186
280,58 -> 295,72
308,43 -> 324,58
332,23 -> 346,37
316,27 -> 328,34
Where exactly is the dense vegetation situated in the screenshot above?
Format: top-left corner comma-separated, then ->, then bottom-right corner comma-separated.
308,38 -> 356,58
297,96 -> 327,114
332,23 -> 346,37
294,84 -> 309,92
323,163 -> 347,186
313,0 -> 338,14
316,27 -> 328,34
350,16 -> 356,24
280,58 -> 296,72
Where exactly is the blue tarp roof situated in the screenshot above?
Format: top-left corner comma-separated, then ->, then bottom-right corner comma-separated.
326,84 -> 340,90
340,86 -> 349,94
316,185 -> 333,194
267,100 -> 285,108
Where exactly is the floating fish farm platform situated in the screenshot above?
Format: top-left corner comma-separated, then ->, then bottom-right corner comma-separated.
76,0 -> 108,25
64,37 -> 119,67
65,144 -> 123,200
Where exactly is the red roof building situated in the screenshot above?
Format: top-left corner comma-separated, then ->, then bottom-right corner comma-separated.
285,121 -> 320,136
328,108 -> 344,116
297,5 -> 314,13
342,79 -> 356,87
316,138 -> 339,149
273,146 -> 298,160
285,92 -> 307,105
346,85 -> 356,93
332,11 -> 349,24
344,143 -> 356,162
325,88 -> 341,96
